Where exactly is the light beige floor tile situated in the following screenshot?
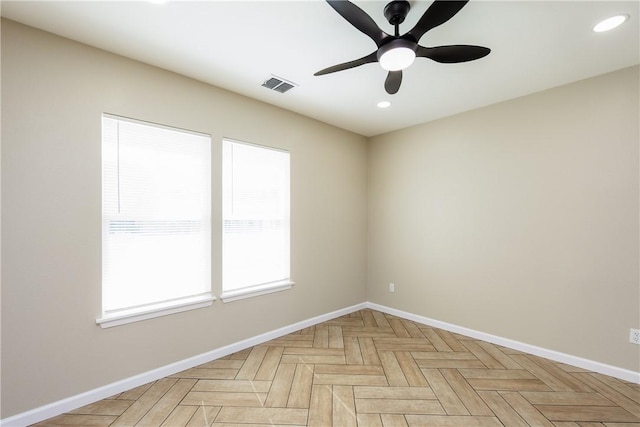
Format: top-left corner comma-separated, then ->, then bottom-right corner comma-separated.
181,391 -> 266,407
214,407 -> 308,425
280,354 -> 346,364
236,346 -> 269,380
313,325 -> 329,348
68,399 -> 132,416
357,413 -> 384,427
404,415 -> 503,426
308,384 -> 332,427
461,341 -> 506,369
255,346 -> 285,381
356,398 -> 446,415
314,373 -> 389,386
172,368 -> 238,380
361,310 -> 377,327
476,341 -> 523,370
287,363 -> 314,408
185,406 -> 220,427
314,364 -> 385,376
197,359 -> 244,370
536,405 -> 640,423
411,351 -> 477,360
359,337 -> 382,365
521,391 -> 615,406
111,378 -> 179,426
333,385 -> 357,427
379,351 -> 409,387
400,320 -> 427,339
433,330 -> 468,352
265,363 -> 297,407
137,378 -> 197,427
354,386 -> 435,400
589,373 -> 640,404
34,414 -> 117,426
35,310 -> 640,427
343,327 -> 396,338
419,328 -> 454,352
328,325 -> 345,349
160,405 -> 198,427
380,414 -> 409,427
372,311 -> 391,327
395,351 -> 428,386
458,368 -> 536,380
500,391 -> 555,426
477,390 -> 529,427
440,369 -> 494,416
512,354 -> 577,392
374,338 -> 436,352
192,379 -> 271,393
344,335 -> 365,365
116,382 -> 155,401
388,318 -> 411,338
421,368 -> 470,416
416,359 -> 486,369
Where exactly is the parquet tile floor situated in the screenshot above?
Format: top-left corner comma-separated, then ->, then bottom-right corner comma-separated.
34,309 -> 640,426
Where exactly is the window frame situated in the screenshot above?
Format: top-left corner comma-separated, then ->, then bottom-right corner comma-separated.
97,114 -> 214,328
220,138 -> 293,303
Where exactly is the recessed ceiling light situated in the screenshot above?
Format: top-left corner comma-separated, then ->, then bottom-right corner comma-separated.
593,14 -> 629,32
377,101 -> 392,109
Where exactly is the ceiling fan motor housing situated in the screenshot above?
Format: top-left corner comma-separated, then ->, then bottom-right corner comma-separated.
384,0 -> 411,26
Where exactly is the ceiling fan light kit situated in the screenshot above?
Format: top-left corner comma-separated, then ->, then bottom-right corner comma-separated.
378,39 -> 417,71
315,0 -> 491,95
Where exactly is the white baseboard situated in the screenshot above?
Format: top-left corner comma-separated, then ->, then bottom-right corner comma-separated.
366,302 -> 640,384
4,301 -> 638,426
0,302 -> 366,427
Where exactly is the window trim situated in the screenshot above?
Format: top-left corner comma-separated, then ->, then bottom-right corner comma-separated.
96,294 -> 216,328
220,280 -> 294,303
221,138 -> 292,298
99,114 -> 213,327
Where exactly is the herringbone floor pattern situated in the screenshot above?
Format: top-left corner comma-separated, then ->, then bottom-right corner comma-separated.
34,309 -> 640,426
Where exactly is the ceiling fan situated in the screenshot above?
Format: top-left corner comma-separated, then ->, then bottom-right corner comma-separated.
314,0 -> 491,95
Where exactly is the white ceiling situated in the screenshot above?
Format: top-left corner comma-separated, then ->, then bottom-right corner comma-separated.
2,0 -> 638,137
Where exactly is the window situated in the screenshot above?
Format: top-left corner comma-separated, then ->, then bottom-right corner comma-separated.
98,114 -> 212,327
222,139 -> 292,301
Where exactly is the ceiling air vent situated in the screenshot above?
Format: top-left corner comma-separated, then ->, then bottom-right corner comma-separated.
261,75 -> 297,94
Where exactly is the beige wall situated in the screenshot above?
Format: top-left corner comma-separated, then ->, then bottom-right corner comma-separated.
0,19 -> 368,417
2,17 -> 639,420
368,66 -> 640,372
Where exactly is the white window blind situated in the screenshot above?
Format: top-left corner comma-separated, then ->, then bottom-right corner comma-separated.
222,139 -> 290,297
101,115 -> 211,319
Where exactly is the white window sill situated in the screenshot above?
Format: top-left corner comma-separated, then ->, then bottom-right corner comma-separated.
220,280 -> 294,303
96,294 -> 216,328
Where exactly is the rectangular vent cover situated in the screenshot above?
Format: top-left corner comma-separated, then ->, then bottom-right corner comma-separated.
261,75 -> 297,93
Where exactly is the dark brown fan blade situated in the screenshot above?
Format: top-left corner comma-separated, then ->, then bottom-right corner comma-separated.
384,70 -> 402,94
416,45 -> 490,63
407,1 -> 468,42
314,51 -> 378,76
326,0 -> 388,46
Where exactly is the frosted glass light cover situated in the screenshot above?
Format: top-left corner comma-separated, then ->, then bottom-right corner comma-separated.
379,47 -> 416,71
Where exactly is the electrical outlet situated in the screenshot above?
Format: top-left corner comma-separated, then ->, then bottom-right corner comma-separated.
630,328 -> 640,345
389,282 -> 395,293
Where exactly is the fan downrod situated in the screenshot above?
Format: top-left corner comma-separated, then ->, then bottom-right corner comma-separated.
383,0 -> 411,26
